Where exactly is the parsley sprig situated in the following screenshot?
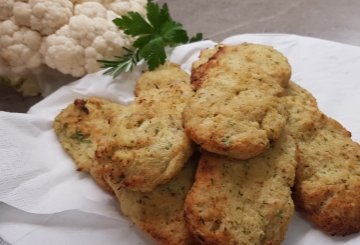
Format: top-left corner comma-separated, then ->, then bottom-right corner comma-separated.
98,0 -> 203,78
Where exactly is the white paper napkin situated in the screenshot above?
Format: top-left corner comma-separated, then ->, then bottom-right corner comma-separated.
1,34 -> 360,244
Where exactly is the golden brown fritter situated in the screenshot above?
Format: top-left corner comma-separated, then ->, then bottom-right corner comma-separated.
285,82 -> 360,236
55,63 -> 194,193
53,97 -> 125,193
54,64 -> 197,244
95,63 -> 194,192
183,44 -> 291,160
109,158 -> 199,245
54,97 -> 199,244
184,134 -> 297,245
54,64 -> 193,191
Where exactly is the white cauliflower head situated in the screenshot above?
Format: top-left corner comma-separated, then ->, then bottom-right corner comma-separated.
1,0 -> 147,95
41,2 -> 132,77
0,19 -> 42,74
13,0 -> 73,36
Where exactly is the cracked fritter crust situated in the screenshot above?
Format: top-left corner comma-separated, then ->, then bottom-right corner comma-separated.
183,44 -> 291,160
54,63 -> 194,193
109,158 -> 199,245
184,134 -> 297,245
285,82 -> 360,236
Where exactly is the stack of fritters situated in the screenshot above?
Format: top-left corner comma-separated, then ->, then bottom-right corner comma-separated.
54,44 -> 360,245
54,63 -> 197,245
183,44 -> 296,245
184,44 -> 360,243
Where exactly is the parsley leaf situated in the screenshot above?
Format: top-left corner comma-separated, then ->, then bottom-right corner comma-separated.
190,33 -> 204,43
98,0 -> 203,77
161,21 -> 189,46
70,130 -> 92,143
146,1 -> 170,31
113,12 -> 153,36
139,37 -> 166,70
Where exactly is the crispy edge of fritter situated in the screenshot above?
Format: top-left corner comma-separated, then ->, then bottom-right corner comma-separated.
190,45 -> 222,89
286,82 -> 360,236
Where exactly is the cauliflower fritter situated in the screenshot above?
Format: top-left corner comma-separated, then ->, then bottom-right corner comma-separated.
183,44 -> 291,160
55,63 -> 194,193
53,97 -> 124,193
109,158 -> 198,245
285,82 -> 360,236
96,64 -> 194,192
184,134 -> 297,245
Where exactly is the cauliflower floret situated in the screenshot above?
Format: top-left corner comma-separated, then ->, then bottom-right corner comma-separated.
41,2 -> 131,77
0,19 -> 42,74
13,0 -> 73,36
71,0 -> 146,16
74,1 -> 107,18
42,33 -> 85,77
12,1 -> 31,26
105,0 -> 146,16
0,0 -> 15,21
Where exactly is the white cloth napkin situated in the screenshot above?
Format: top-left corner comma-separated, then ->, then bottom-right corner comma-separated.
0,34 -> 360,244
